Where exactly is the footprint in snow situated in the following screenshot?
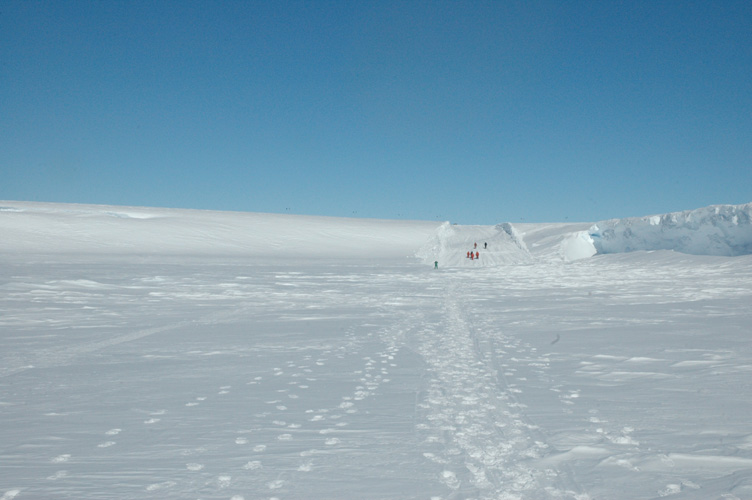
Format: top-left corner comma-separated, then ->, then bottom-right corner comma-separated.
422,452 -> 449,465
51,454 -> 71,463
243,460 -> 262,470
441,470 -> 460,490
47,470 -> 68,480
268,479 -> 285,490
146,481 -> 176,491
97,441 -> 116,448
186,463 -> 204,471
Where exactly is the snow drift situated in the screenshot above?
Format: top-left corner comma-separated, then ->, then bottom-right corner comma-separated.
588,202 -> 752,257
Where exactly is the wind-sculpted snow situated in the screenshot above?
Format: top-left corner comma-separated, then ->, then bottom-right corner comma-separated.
589,202 -> 752,257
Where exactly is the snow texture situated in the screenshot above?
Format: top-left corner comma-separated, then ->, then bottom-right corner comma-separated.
1,200 -> 752,500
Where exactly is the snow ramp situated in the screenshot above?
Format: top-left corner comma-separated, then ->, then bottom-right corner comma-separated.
417,222 -> 533,267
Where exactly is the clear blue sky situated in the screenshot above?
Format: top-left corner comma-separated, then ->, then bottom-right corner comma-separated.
2,0 -> 751,223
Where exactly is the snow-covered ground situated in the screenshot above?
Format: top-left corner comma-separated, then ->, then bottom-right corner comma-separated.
1,201 -> 751,500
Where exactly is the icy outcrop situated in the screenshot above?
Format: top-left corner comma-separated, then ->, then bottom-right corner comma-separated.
496,223 -> 528,252
589,203 -> 752,257
559,231 -> 598,261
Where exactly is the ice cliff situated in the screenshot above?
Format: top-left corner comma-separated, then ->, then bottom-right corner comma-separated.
588,202 -> 752,257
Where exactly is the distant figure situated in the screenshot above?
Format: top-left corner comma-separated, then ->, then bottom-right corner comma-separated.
475,251 -> 479,259
470,253 -> 474,261
474,242 -> 477,249
467,251 -> 470,258
484,242 -> 487,249
434,261 -> 438,269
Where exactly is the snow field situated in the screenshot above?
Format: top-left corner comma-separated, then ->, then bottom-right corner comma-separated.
1,201 -> 752,499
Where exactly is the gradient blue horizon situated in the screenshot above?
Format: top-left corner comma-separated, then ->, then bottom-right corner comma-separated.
2,0 -> 751,224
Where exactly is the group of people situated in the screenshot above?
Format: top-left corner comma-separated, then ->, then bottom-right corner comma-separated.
434,242 -> 489,269
466,242 -> 487,260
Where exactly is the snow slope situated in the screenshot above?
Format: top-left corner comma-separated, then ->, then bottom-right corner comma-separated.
1,201 -> 752,500
417,222 -> 534,267
0,201 -> 442,261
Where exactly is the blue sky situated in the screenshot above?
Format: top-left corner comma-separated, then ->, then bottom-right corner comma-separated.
2,0 -> 751,223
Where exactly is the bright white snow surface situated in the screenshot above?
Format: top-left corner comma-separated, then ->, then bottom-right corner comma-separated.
2,201 -> 752,500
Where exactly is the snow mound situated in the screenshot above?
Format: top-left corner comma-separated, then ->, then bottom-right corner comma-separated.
589,202 -> 752,257
417,222 -> 533,267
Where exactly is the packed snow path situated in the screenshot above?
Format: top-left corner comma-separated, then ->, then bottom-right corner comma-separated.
2,251 -> 752,499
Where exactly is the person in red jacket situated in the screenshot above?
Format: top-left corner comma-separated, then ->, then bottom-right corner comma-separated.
476,251 -> 479,259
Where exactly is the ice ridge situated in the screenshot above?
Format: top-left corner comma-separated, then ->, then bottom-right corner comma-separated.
589,202 -> 752,257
